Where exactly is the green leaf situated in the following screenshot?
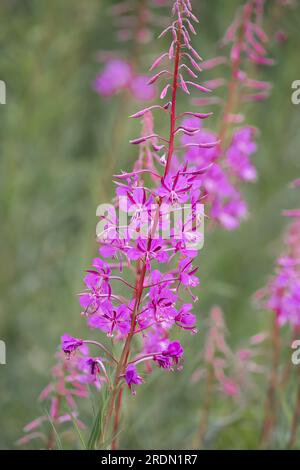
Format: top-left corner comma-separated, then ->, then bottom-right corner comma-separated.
70,413 -> 87,450
45,410 -> 63,450
87,407 -> 103,450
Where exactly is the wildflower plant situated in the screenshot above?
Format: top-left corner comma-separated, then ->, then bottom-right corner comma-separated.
255,179 -> 300,448
60,0 -> 219,448
189,0 -> 288,448
259,181 -> 300,329
18,0 -> 294,452
179,0 -> 276,230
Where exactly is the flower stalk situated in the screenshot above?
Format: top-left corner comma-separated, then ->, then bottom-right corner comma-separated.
65,0 -> 214,449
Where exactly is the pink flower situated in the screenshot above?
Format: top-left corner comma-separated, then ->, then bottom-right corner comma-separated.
179,259 -> 200,287
222,378 -> 239,397
157,171 -> 192,204
88,300 -> 131,337
175,304 -> 197,330
258,184 -> 300,327
79,259 -> 111,314
155,340 -> 184,369
94,63 -> 156,101
131,75 -> 156,101
125,365 -> 143,395
61,334 -> 83,355
211,196 -> 247,231
93,59 -> 132,97
226,127 -> 257,182
66,1 -> 211,404
127,238 -> 169,268
181,118 -> 220,165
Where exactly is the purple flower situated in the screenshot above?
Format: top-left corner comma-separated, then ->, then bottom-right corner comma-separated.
163,341 -> 184,363
127,238 -> 169,269
86,358 -> 101,376
226,127 -> 257,182
153,340 -> 184,370
130,75 -> 156,101
257,185 -> 300,327
61,334 -> 83,355
157,171 -> 192,204
94,63 -> 156,102
143,286 -> 177,327
266,258 -> 300,327
79,258 -> 111,314
154,340 -> 184,370
175,304 -> 197,330
154,355 -> 173,369
93,59 -> 132,97
118,187 -> 153,236
211,194 -> 247,230
179,259 -> 200,288
125,365 -> 143,395
88,300 -> 130,337
76,353 -> 104,388
67,0 -> 209,412
143,326 -> 169,354
181,118 -> 220,165
98,239 -> 128,270
202,164 -> 235,198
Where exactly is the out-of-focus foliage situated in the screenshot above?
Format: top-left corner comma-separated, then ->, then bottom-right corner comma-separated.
0,0 -> 300,449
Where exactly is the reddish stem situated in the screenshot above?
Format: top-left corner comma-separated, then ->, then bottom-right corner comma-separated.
164,25 -> 182,177
111,386 -> 124,450
100,11 -> 183,449
100,208 -> 160,446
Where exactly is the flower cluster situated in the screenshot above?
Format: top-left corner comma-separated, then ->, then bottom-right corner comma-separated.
176,0 -> 275,230
257,180 -> 300,327
180,121 -> 257,229
63,3 -> 218,435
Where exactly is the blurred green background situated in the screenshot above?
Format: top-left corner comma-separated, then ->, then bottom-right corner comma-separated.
1,0 -> 300,449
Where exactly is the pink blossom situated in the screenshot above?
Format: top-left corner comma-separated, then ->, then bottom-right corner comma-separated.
93,59 -> 132,97
222,378 -> 239,397
64,0 -> 211,405
125,365 -> 143,395
131,75 -> 156,101
94,60 -> 156,101
226,127 -> 257,182
258,183 -> 300,327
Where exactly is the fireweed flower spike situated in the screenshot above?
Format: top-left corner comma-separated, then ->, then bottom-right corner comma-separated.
255,180 -> 300,448
63,0 -> 216,449
191,0 -> 289,451
258,197 -> 300,329
180,0 -> 279,231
